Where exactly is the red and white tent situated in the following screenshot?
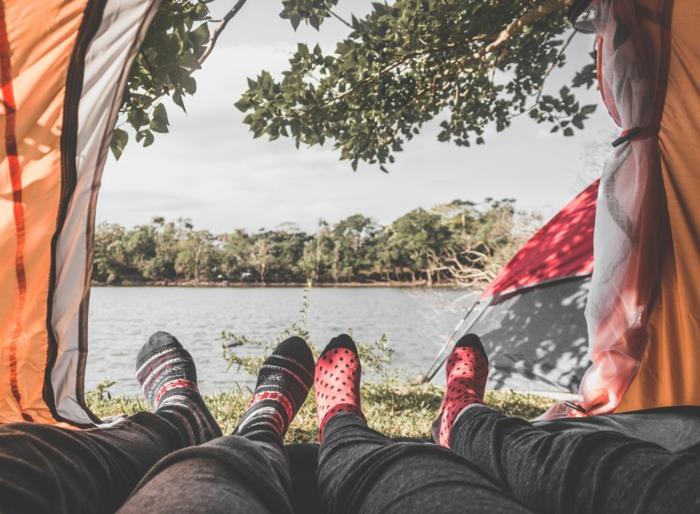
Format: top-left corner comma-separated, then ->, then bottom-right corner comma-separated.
426,181 -> 598,395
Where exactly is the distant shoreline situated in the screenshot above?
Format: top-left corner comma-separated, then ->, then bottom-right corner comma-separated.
91,281 -> 468,289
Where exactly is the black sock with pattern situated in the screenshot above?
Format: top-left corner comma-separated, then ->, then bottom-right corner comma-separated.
136,331 -> 221,442
235,336 -> 314,441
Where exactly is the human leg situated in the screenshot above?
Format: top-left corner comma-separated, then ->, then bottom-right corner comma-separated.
315,334 -> 532,514
437,333 -> 700,514
452,405 -> 700,514
0,331 -> 220,514
119,336 -> 315,514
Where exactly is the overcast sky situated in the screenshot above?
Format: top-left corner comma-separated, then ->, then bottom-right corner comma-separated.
97,2 -> 615,234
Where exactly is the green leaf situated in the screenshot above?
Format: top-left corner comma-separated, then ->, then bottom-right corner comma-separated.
173,90 -> 186,112
191,22 -> 210,47
183,76 -> 197,95
234,97 -> 251,112
143,130 -> 155,147
127,108 -> 149,129
150,103 -> 170,133
310,15 -> 320,30
110,128 -> 128,160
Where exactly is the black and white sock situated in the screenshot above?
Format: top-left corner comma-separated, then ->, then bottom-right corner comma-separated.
235,336 -> 314,440
136,331 -> 220,442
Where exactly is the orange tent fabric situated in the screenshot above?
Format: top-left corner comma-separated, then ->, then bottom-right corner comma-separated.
618,0 -> 700,412
0,0 -> 160,426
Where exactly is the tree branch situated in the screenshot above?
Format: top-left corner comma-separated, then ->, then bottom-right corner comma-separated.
484,0 -> 573,54
198,0 -> 248,65
321,0 -> 571,109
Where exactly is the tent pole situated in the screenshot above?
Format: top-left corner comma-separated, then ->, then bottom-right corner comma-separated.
418,297 -> 485,383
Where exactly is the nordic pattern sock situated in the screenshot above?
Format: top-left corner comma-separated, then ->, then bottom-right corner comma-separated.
235,336 -> 314,440
136,331 -> 220,443
315,334 -> 365,441
433,333 -> 488,448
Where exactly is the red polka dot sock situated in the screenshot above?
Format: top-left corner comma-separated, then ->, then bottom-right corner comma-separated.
315,334 -> 365,441
433,333 -> 489,448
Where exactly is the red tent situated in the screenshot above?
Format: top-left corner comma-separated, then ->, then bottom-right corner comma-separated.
482,181 -> 597,300
424,181 -> 598,394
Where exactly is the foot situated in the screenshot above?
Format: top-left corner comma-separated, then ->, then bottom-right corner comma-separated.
315,334 -> 365,441
136,331 -> 220,439
235,336 -> 314,440
432,333 -> 488,447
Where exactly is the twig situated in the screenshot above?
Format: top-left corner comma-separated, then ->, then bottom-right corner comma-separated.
329,9 -> 353,30
198,0 -> 248,65
536,30 -> 576,103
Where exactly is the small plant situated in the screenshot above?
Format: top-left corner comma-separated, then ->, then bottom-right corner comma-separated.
85,379 -> 116,405
221,284 -> 395,380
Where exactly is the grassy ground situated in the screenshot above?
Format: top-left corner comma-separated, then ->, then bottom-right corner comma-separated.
87,383 -> 554,443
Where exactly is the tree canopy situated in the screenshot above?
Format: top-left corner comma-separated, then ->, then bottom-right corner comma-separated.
114,0 -> 596,167
93,199 -> 534,286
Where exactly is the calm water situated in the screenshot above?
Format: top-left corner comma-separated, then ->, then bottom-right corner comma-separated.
86,287 -> 477,396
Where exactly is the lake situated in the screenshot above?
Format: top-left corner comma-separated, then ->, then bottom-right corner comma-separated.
87,286 -> 477,396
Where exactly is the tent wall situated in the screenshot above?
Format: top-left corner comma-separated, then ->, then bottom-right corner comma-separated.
472,277 -> 592,394
614,0 -> 700,413
0,0 -> 160,425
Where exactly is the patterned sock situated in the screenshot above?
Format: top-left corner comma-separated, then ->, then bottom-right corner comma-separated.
315,333 -> 365,441
235,336 -> 314,440
433,333 -> 488,448
136,331 -> 220,442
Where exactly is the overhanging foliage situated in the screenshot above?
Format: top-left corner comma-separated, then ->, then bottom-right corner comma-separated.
115,0 -> 597,169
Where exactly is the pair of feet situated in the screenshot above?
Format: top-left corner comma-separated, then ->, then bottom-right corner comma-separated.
135,331 -> 488,447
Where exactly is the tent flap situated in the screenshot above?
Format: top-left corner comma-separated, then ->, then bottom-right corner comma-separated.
0,0 -> 160,425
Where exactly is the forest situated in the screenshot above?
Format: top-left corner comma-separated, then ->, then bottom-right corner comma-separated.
93,198 -> 538,287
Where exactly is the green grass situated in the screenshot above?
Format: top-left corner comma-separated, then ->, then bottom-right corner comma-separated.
87,382 -> 554,443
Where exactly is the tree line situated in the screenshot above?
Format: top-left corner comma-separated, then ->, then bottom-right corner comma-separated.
93,199 -> 538,286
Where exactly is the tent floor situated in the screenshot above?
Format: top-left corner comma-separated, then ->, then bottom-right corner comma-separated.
287,406 -> 700,513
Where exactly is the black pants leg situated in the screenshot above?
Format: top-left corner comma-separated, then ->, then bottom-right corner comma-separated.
317,413 -> 533,514
118,429 -> 294,514
0,406 -> 216,514
451,405 -> 700,514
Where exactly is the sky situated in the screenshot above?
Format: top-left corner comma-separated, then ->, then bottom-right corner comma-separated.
97,1 -> 616,234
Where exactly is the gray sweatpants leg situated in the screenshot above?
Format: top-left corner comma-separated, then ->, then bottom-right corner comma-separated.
317,414 -> 533,514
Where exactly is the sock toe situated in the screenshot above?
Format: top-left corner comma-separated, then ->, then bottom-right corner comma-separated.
454,333 -> 486,354
275,335 -> 315,372
322,333 -> 358,354
137,331 -> 186,369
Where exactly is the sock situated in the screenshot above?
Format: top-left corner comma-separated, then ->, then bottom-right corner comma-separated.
433,333 -> 488,448
315,334 -> 365,441
136,331 -> 220,442
235,336 -> 314,440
